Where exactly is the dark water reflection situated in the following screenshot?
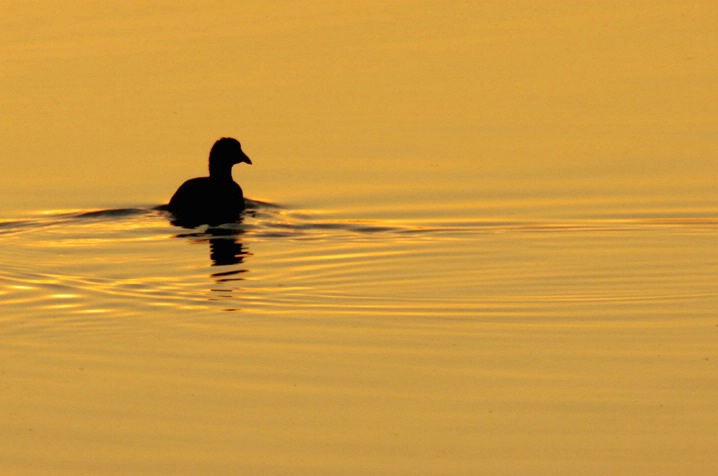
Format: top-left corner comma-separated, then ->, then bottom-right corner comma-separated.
174,226 -> 249,269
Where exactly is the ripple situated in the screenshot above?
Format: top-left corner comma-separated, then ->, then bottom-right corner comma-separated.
2,202 -> 716,240
0,203 -> 716,331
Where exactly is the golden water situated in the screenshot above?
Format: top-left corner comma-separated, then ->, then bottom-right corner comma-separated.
1,2 -> 717,475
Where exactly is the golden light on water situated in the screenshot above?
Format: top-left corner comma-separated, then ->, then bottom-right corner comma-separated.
1,1 -> 717,475
1,1 -> 716,215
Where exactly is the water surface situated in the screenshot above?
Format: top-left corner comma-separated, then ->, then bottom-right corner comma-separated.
2,203 -> 716,475
1,1 -> 717,475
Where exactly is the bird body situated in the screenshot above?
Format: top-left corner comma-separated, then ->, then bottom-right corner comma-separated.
168,137 -> 251,226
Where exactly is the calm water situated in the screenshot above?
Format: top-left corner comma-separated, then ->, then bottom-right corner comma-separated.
2,2 -> 717,475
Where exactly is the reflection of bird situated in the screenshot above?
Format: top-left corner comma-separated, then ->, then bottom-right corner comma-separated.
168,138 -> 252,227
209,236 -> 248,267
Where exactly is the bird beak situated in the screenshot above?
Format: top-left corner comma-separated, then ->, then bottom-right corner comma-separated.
239,151 -> 252,165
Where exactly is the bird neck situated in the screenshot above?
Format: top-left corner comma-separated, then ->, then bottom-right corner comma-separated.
209,163 -> 234,181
